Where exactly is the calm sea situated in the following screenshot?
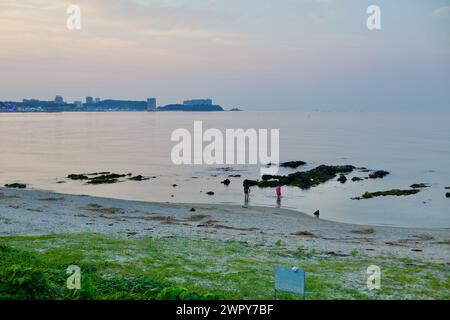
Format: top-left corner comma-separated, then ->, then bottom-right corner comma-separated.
1,112 -> 449,228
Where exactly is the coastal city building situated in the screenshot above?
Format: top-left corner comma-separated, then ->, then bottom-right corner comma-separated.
1,97 -> 225,112
147,98 -> 157,111
54,95 -> 64,104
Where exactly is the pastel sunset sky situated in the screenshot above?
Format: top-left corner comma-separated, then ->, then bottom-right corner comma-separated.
1,0 -> 449,110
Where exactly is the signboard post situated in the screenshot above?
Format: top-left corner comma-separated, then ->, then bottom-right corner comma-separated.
274,266 -> 306,300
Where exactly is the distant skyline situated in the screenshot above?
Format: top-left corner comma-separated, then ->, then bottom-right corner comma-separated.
1,0 -> 449,111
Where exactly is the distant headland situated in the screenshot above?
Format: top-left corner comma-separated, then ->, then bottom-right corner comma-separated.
0,97 -> 239,113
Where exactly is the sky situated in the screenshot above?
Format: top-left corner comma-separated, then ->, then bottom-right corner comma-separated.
0,0 -> 449,111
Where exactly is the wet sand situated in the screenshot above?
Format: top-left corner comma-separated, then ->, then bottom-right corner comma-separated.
1,188 -> 449,263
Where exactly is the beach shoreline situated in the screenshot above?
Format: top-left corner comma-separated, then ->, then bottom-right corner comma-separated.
1,187 -> 449,264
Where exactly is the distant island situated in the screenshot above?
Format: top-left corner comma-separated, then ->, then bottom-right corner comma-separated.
0,97 -> 227,113
157,99 -> 223,112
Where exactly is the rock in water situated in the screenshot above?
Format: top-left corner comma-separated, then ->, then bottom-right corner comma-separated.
221,179 -> 231,186
261,175 -> 274,181
351,177 -> 363,182
410,183 -> 429,189
87,174 -> 122,184
313,210 -> 320,218
369,170 -> 390,179
4,183 -> 26,189
190,208 -> 196,212
67,174 -> 89,180
206,191 -> 215,196
337,175 -> 347,183
243,180 -> 258,187
280,161 -> 307,169
446,193 -> 450,198
128,175 -> 150,181
356,189 -> 420,200
257,165 -> 355,189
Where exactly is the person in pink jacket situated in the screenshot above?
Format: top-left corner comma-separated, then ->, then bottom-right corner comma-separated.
276,185 -> 281,199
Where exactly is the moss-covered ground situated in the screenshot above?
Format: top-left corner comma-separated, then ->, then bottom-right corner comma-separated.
1,233 -> 448,300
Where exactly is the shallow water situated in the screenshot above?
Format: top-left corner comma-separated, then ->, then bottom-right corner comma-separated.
0,112 -> 449,227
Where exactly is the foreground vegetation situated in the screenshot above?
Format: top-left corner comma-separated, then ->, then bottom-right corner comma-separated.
0,233 -> 449,300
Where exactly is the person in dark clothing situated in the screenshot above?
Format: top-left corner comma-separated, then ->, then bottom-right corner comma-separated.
243,181 -> 250,203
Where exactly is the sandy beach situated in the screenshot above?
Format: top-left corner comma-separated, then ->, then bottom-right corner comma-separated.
1,187 -> 449,264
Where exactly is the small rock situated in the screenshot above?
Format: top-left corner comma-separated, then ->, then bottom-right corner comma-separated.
190,208 -> 196,212
221,179 -> 231,186
4,183 -> 26,189
359,189 -> 420,199
351,177 -> 363,182
67,174 -> 89,180
446,193 -> 450,198
369,170 -> 390,179
128,175 -> 150,181
280,161 -> 307,169
410,183 -> 429,189
337,175 -> 347,184
313,210 -> 320,218
172,184 -> 178,187
206,191 -> 215,196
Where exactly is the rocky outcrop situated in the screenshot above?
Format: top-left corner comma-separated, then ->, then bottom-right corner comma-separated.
87,173 -> 127,185
369,170 -> 390,179
257,165 -> 355,189
67,174 -> 89,180
337,175 -> 347,184
128,175 -> 150,181
352,189 -> 420,200
4,183 -> 26,189
280,161 -> 307,169
410,183 -> 429,189
67,172 -> 150,185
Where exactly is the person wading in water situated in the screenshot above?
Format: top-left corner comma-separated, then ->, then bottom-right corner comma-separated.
276,184 -> 282,208
243,181 -> 250,204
